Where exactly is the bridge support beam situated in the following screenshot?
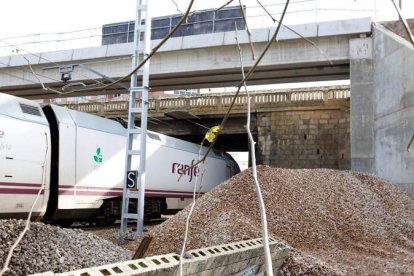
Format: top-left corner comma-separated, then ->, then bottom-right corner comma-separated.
350,37 -> 375,172
350,25 -> 414,194
371,25 -> 414,194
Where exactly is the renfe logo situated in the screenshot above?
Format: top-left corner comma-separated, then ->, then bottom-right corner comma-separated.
172,160 -> 200,182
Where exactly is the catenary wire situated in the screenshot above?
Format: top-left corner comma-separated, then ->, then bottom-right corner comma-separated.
0,26 -> 101,41
235,22 -> 273,276
0,60 -> 62,83
254,0 -> 333,64
63,0 -> 196,94
182,0 -> 291,172
0,39 -> 106,87
389,0 -> 414,45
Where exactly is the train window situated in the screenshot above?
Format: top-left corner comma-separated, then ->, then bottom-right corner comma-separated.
19,103 -> 42,116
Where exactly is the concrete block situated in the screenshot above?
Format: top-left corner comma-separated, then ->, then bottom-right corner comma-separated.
350,60 -> 373,85
41,49 -> 75,63
7,54 -> 41,67
29,272 -> 54,276
369,24 -> 414,187
106,43 -> 133,57
71,46 -> 108,60
145,253 -> 180,270
350,37 -> 373,60
318,17 -> 371,37
277,23 -> 318,40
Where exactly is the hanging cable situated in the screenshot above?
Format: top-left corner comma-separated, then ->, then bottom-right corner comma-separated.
0,26 -> 101,41
0,60 -> 62,83
180,0 -> 291,173
254,0 -> 333,64
216,0 -> 235,12
407,134 -> 414,152
166,111 -> 243,149
390,0 -> 414,45
178,139 -> 206,276
63,0 -> 195,94
235,22 -> 273,276
0,39 -> 106,88
24,57 -> 77,95
238,0 -> 256,60
169,0 -> 184,14
0,132 -> 49,276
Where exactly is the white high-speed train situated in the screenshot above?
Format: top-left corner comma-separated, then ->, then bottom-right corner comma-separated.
0,93 -> 240,226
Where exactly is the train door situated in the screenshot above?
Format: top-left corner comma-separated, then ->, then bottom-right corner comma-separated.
0,100 -> 51,219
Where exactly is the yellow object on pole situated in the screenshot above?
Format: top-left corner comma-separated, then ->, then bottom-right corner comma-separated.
205,126 -> 220,142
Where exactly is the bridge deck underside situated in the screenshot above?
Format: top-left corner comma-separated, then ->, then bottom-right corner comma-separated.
0,61 -> 349,99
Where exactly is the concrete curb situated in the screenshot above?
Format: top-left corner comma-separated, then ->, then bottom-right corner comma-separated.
30,238 -> 289,276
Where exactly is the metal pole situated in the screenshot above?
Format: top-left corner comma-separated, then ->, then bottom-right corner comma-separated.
120,0 -> 151,237
137,0 -> 151,236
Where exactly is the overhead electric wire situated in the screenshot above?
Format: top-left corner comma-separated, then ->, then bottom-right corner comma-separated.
235,22 -> 273,276
167,111 -> 244,151
24,57 -> 88,95
0,26 -> 101,41
390,0 -> 414,45
0,60 -> 62,83
216,0 -> 235,12
182,0 -> 291,172
63,0 -> 196,94
178,143 -> 206,276
80,56 -> 132,66
0,39 -> 106,90
238,0 -> 256,60
254,0 -> 333,64
169,0 -> 184,14
0,34 -> 102,49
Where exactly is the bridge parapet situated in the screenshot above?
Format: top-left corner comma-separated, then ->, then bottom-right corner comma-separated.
63,86 -> 350,118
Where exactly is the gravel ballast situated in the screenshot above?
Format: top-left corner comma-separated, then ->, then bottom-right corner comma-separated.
0,220 -> 132,275
141,166 -> 414,275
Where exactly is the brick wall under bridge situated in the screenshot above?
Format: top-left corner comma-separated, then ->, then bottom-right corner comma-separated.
256,107 -> 350,169
63,86 -> 351,170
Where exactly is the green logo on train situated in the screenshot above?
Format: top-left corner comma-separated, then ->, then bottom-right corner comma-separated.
94,147 -> 103,163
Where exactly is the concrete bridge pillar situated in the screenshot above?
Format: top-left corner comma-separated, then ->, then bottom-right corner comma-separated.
350,36 -> 375,172
350,24 -> 414,194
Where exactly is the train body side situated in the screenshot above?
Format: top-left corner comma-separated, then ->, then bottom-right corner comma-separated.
43,104 -> 240,222
0,94 -> 51,219
0,93 -> 240,223
42,104 -> 127,221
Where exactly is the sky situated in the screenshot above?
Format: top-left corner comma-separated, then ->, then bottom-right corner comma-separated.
0,0 -> 413,39
0,0 -> 412,88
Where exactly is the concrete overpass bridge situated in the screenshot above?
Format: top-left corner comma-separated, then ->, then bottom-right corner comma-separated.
62,86 -> 351,168
1,17 -> 413,193
0,18 -> 370,99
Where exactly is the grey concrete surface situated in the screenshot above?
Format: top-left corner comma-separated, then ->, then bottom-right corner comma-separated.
0,18 -> 371,98
372,25 -> 414,194
350,37 -> 375,172
30,238 -> 289,276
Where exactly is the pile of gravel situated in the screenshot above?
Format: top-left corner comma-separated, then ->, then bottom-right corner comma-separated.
0,220 -> 132,275
140,166 -> 414,275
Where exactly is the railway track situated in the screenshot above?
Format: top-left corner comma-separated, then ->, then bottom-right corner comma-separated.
71,218 -> 166,232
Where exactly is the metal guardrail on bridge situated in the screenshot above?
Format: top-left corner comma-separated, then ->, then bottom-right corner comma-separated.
63,87 -> 350,117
